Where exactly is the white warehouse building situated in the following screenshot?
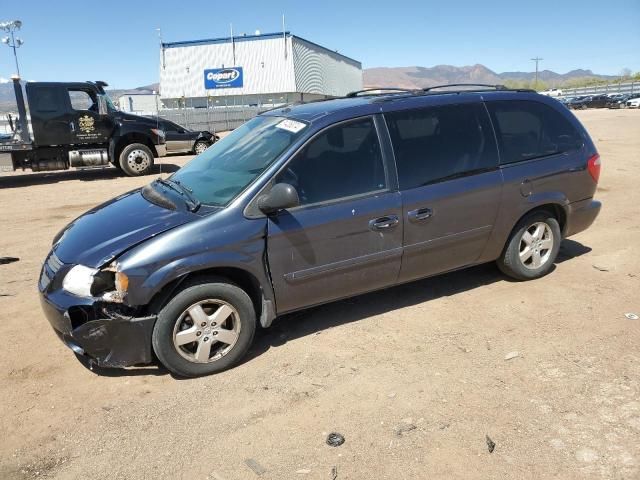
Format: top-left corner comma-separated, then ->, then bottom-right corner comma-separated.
159,31 -> 362,108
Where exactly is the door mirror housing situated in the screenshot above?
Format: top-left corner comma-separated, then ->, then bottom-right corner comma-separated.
257,183 -> 300,215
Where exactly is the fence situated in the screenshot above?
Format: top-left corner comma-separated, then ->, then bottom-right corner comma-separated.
158,106 -> 265,134
560,81 -> 640,97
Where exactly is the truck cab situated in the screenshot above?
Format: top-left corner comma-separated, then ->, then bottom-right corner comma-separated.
0,77 -> 166,176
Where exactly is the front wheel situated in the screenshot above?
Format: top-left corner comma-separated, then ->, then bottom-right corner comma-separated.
497,212 -> 561,281
152,278 -> 256,377
193,140 -> 210,155
118,143 -> 154,176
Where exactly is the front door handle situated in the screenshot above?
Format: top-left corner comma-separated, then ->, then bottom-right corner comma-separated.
369,215 -> 399,231
408,207 -> 433,222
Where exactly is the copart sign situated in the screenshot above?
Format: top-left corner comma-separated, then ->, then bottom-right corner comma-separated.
204,67 -> 243,89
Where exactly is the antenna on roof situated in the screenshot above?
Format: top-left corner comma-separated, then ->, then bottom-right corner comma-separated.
157,28 -> 165,70
282,14 -> 287,60
230,23 -> 236,64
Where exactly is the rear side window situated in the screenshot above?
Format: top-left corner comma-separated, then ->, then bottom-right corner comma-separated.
32,87 -> 60,113
385,103 -> 499,190
486,100 -> 583,165
277,117 -> 386,206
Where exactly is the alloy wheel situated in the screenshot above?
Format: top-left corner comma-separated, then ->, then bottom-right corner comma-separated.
172,299 -> 241,363
194,142 -> 208,155
519,222 -> 554,270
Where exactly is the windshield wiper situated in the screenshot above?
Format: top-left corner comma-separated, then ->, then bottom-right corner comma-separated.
154,178 -> 201,212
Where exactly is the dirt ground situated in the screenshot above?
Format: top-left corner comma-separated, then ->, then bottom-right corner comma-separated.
0,109 -> 638,480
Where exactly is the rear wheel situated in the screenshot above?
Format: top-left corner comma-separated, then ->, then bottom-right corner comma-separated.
152,278 -> 256,377
497,212 -> 561,281
118,143 -> 154,176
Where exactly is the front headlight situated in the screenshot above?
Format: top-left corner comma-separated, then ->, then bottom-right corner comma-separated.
62,265 -> 98,297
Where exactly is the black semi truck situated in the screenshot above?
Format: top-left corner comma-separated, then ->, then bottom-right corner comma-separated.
0,76 -> 166,176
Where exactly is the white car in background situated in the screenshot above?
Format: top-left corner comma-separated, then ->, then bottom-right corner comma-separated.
539,88 -> 563,97
626,97 -> 640,108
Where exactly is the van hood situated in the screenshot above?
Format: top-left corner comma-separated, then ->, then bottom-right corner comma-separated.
52,190 -> 198,268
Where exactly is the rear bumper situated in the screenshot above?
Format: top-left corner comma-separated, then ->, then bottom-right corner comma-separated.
40,289 -> 156,368
565,199 -> 601,237
155,143 -> 167,157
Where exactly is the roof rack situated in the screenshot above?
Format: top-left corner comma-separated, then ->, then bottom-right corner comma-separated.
423,83 -> 508,92
346,88 -> 418,98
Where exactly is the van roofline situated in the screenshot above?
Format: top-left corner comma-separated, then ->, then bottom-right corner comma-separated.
259,86 -> 543,123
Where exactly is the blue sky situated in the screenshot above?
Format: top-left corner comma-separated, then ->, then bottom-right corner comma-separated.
1,0 -> 639,88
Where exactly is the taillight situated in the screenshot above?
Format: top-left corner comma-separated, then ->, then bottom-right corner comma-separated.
587,153 -> 601,183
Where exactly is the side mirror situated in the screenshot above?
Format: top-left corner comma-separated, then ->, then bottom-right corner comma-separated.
257,183 -> 300,215
98,96 -> 108,116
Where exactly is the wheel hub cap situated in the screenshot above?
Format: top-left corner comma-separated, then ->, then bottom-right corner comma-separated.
519,222 -> 554,270
172,299 -> 241,364
127,149 -> 151,172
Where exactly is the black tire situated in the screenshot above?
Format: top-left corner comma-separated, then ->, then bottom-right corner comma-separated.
118,143 -> 154,176
193,140 -> 210,155
152,277 -> 256,377
497,212 -> 562,281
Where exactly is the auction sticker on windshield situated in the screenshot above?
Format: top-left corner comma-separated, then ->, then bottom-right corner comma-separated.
275,119 -> 307,133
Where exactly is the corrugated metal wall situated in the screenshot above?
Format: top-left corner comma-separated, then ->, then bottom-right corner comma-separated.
160,34 -> 363,101
160,36 -> 297,99
292,37 -> 362,96
117,94 -> 160,114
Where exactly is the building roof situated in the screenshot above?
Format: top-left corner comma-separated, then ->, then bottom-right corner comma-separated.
162,31 -> 361,68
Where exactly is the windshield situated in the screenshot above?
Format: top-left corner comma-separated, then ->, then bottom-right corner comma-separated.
169,116 -> 308,206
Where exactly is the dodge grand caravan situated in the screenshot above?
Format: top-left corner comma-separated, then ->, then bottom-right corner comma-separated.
39,85 -> 602,377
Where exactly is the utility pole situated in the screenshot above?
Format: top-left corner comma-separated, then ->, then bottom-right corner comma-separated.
531,57 -> 543,89
1,20 -> 24,77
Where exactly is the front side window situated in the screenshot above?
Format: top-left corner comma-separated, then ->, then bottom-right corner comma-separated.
487,100 -> 583,164
385,103 -> 498,190
170,116 -> 307,206
276,117 -> 386,206
68,89 -> 96,112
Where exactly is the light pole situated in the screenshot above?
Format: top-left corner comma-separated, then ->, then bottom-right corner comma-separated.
1,20 -> 24,77
531,57 -> 543,89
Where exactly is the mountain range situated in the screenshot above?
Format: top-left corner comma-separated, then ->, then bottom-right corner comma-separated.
0,65 -> 617,112
363,65 -> 616,89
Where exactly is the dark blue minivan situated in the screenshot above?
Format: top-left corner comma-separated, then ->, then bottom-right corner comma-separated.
39,85 -> 601,377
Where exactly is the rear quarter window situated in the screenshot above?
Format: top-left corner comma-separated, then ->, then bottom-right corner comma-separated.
385,102 -> 499,190
486,100 -> 583,165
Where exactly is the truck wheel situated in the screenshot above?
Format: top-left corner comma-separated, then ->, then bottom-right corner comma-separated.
152,277 -> 256,377
118,143 -> 154,176
193,141 -> 209,155
497,212 -> 561,281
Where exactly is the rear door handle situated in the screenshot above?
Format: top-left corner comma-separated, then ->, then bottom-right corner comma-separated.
407,207 -> 433,222
69,121 -> 75,132
369,215 -> 399,231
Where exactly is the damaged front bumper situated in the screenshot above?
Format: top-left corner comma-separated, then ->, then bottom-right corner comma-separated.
40,289 -> 156,368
